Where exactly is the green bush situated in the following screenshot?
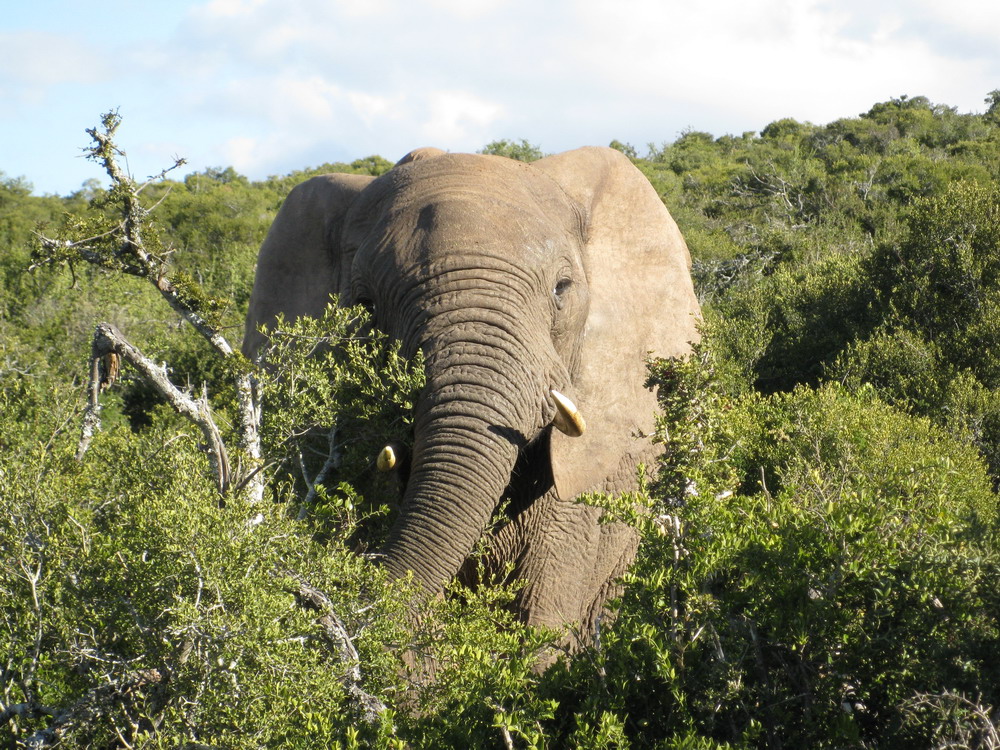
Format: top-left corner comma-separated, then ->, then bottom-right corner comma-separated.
0,357 -> 409,748
710,252 -> 878,393
0,308 -> 565,749
478,139 -> 544,162
825,181 -> 1000,480
554,350 -> 1000,748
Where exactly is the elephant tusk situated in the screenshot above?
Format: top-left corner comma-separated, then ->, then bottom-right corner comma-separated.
550,389 -> 586,438
377,445 -> 397,472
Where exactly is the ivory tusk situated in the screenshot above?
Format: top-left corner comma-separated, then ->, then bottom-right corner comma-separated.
376,445 -> 397,472
550,389 -> 586,438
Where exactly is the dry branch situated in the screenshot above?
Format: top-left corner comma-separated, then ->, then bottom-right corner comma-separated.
34,111 -> 263,501
19,669 -> 165,749
288,577 -> 390,727
79,323 -> 231,493
297,425 -> 343,520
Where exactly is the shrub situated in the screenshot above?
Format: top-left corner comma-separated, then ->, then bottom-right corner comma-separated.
553,348 -> 1000,747
711,253 -> 878,393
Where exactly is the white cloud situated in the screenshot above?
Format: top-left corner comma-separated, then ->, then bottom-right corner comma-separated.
7,0 -> 1000,195
560,0 -> 994,128
0,31 -> 110,93
420,91 -> 505,143
205,73 -> 408,131
221,135 -> 266,171
347,91 -> 403,124
913,0 -> 1000,41
193,0 -> 269,20
424,0 -> 510,18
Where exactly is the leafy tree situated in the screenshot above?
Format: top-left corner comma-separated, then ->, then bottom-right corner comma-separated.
350,154 -> 395,175
986,89 -> 1000,125
608,139 -> 638,159
478,138 -> 544,162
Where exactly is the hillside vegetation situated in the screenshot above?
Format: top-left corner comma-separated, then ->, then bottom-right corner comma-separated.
3,94 -> 1000,747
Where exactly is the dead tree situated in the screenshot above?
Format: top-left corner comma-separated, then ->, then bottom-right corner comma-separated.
34,111 -> 262,501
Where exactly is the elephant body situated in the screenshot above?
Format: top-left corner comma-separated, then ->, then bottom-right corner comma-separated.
244,146 -> 700,645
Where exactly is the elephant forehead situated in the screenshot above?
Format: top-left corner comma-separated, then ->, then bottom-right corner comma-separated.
380,195 -> 577,267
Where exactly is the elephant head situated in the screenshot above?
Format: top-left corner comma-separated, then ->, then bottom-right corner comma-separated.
243,146 -> 700,637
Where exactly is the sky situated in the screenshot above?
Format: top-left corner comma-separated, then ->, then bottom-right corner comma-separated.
3,0 -> 999,196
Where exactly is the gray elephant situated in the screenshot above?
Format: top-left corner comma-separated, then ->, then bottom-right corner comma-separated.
243,146 -> 700,646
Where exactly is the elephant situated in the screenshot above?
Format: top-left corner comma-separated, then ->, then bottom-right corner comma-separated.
243,145 -> 700,648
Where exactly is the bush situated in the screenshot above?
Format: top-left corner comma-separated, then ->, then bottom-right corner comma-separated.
0,307 -> 565,749
710,253 -> 878,393
555,349 -> 1000,748
478,139 -> 544,162
0,345 -> 412,747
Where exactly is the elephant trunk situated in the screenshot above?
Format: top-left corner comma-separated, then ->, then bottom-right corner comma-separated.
380,325 -> 550,592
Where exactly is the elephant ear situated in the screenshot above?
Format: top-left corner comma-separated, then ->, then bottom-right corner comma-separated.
534,147 -> 701,500
242,172 -> 374,358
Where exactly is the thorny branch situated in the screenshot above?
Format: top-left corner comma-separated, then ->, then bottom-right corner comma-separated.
904,691 -> 1000,749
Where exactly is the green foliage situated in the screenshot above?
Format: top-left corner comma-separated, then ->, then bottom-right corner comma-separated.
608,140 -> 639,160
640,93 -> 1000,312
0,302 -> 559,748
869,181 -> 1000,358
399,585 -> 562,749
820,181 -> 1000,480
478,138 -> 545,162
349,155 -> 395,176
0,376 -> 408,747
254,304 -> 425,538
710,252 -> 878,392
5,96 -> 1000,746
568,350 -> 1000,747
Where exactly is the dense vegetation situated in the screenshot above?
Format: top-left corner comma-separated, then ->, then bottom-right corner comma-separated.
3,93 -> 1000,747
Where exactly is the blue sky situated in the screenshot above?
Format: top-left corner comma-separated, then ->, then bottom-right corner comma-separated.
3,0 -> 999,196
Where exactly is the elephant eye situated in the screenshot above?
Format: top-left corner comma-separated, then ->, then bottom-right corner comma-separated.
553,278 -> 573,309
356,297 -> 376,317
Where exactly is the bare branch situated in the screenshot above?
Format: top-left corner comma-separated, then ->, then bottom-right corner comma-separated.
288,577 -> 390,728
37,112 -> 264,501
0,701 -> 54,726
21,669 -> 165,749
79,323 -> 231,493
297,426 -> 343,520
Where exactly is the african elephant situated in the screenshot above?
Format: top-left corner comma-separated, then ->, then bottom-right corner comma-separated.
243,146 -> 700,646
